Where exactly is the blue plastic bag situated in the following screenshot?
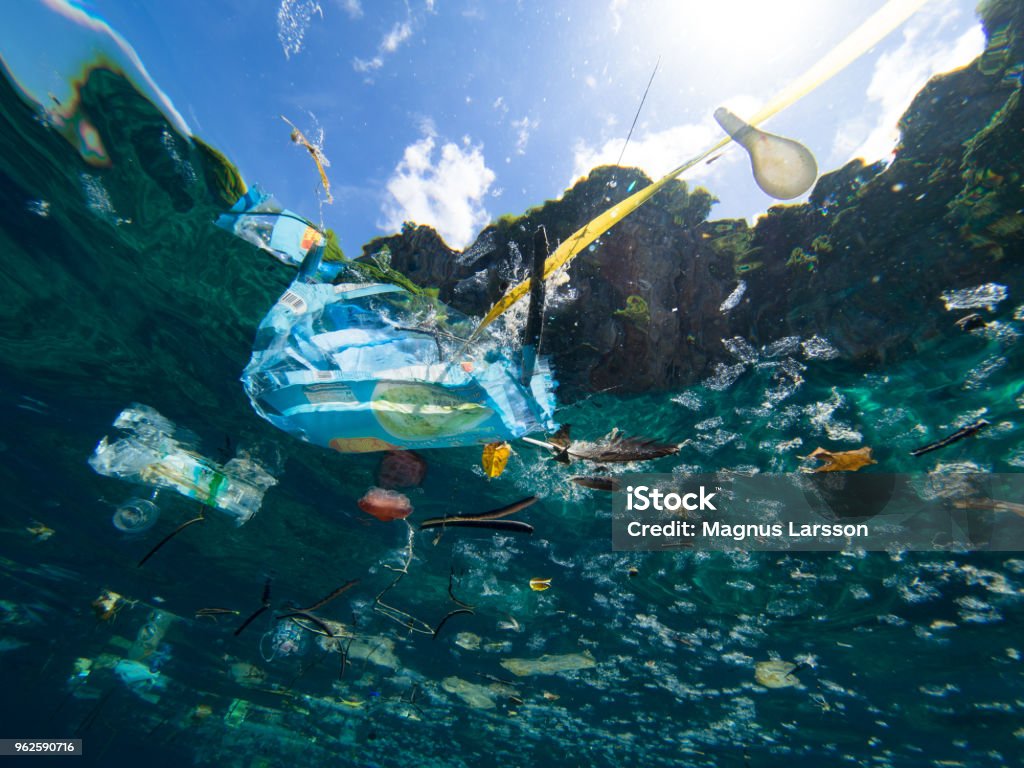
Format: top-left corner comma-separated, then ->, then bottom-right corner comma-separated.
241,279 -> 557,452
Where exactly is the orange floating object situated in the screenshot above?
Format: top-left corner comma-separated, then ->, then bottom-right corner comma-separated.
357,487 -> 413,521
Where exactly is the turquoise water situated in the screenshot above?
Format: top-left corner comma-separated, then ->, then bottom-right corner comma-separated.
2,5 -> 1024,768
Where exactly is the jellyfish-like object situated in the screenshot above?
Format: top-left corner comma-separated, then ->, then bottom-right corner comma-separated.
714,107 -> 818,200
112,497 -> 160,533
357,487 -> 413,521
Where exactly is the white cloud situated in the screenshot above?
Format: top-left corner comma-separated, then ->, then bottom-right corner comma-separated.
609,0 -> 629,34
353,18 -> 414,73
353,55 -> 383,72
382,21 -> 412,52
511,116 -> 539,155
382,128 -> 497,249
336,0 -> 362,19
837,7 -> 985,164
570,119 -> 725,187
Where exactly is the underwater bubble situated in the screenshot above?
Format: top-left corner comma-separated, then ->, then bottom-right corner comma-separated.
723,336 -> 758,364
941,283 -> 1008,312
112,498 -> 160,533
695,416 -> 724,431
277,0 -> 322,60
963,354 -> 1007,390
671,391 -> 704,411
801,335 -> 840,360
704,362 -> 745,391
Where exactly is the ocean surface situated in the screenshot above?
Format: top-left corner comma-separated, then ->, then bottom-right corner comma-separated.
1,4 -> 1023,768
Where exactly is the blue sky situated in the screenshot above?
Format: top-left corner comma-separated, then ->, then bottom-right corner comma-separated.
6,1 -> 986,255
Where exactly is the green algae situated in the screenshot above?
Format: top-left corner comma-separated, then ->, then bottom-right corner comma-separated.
614,294 -> 650,326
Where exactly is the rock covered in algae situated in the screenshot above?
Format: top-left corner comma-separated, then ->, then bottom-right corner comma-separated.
500,650 -> 596,677
441,676 -> 497,709
755,660 -> 800,688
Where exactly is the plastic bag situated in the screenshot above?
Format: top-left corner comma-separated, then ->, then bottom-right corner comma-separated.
241,280 -> 557,452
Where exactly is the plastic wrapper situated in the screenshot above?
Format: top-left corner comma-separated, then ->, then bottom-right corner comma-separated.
215,185 -> 341,281
241,280 -> 557,453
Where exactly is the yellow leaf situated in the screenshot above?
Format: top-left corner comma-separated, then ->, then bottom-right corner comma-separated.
801,446 -> 877,473
482,441 -> 511,478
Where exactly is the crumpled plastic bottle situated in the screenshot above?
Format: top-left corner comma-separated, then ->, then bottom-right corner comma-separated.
89,404 -> 277,525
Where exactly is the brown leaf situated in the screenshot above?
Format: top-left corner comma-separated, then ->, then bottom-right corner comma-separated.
801,446 -> 877,473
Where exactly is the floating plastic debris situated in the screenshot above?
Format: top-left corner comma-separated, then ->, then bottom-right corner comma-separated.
88,404 -> 278,525
114,659 -> 164,689
239,271 -> 556,453
112,498 -> 160,534
713,107 -> 818,199
91,589 -> 126,622
529,577 -> 552,592
482,441 -> 512,478
754,659 -> 800,688
500,651 -> 596,677
26,521 -> 54,541
454,632 -> 482,651
377,450 -> 427,489
358,486 -> 415,521
130,610 -> 174,662
941,283 -> 1008,312
442,676 -> 497,709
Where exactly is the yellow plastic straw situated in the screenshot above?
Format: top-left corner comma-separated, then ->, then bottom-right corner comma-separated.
473,0 -> 930,334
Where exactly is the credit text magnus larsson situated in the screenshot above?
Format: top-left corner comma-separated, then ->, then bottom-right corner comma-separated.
625,520 -> 870,539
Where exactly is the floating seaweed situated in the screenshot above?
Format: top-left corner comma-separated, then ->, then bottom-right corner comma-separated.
272,580 -> 360,639
281,115 -> 332,204
195,608 -> 240,622
910,419 -> 989,457
419,496 -> 537,533
432,609 -> 474,639
234,575 -> 274,637
137,508 -> 206,567
525,426 -> 678,464
569,475 -> 620,492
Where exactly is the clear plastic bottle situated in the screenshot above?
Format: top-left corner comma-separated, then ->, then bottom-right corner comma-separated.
89,405 -> 277,525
